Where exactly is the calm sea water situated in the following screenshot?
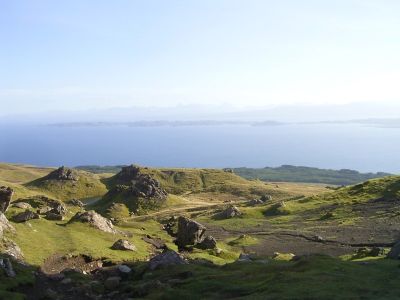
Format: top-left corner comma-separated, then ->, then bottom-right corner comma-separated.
0,123 -> 399,173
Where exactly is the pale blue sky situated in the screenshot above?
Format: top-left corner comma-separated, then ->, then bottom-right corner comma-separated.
1,0 -> 400,115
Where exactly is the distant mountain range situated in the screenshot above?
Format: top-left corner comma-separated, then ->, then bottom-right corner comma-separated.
76,164 -> 392,186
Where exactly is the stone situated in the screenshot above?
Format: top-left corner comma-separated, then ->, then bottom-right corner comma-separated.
69,210 -> 115,233
117,264 -> 132,274
46,166 -> 79,181
45,212 -> 64,221
0,213 -> 15,237
142,236 -> 166,249
313,235 -> 324,242
260,194 -> 273,202
104,276 -> 121,290
0,186 -> 13,213
175,216 -> 206,248
0,257 -> 16,277
37,206 -> 52,215
238,253 -> 252,262
197,235 -> 217,250
220,205 -> 241,219
248,199 -> 264,206
12,210 -> 40,223
12,202 -> 32,210
70,199 -> 84,208
387,241 -> 400,259
111,239 -> 136,251
2,239 -> 24,261
148,250 -> 187,270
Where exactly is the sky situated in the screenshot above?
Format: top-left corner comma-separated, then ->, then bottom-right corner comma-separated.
1,0 -> 400,115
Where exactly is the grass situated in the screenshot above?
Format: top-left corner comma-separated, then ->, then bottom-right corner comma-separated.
126,255 -> 400,299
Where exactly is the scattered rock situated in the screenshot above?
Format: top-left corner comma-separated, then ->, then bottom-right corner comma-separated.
104,276 -> 121,290
248,199 -> 264,206
260,194 -> 272,202
0,186 -> 13,213
220,205 -> 241,219
149,250 -> 187,270
69,210 -> 115,233
37,206 -> 52,215
12,210 -> 40,223
313,235 -> 324,243
45,212 -> 64,221
69,198 -> 84,208
237,253 -> 252,262
2,239 -> 24,261
46,166 -> 79,181
111,239 -> 136,251
12,202 -> 32,210
197,235 -> 217,250
117,264 -> 132,274
175,216 -> 206,248
142,235 -> 166,249
0,213 -> 15,236
0,257 -> 16,277
387,241 -> 400,259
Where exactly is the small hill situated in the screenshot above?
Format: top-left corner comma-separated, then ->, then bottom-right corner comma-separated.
233,165 -> 391,185
26,166 -> 108,201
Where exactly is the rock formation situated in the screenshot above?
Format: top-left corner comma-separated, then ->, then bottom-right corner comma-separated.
69,210 -> 115,233
45,166 -> 79,181
148,250 -> 187,270
0,213 -> 15,237
175,216 -> 206,248
0,186 -> 14,213
220,205 -> 241,219
12,210 -> 40,223
197,235 -> 217,250
387,241 -> 400,259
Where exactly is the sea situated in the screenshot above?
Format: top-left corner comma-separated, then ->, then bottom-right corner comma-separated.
0,122 -> 399,173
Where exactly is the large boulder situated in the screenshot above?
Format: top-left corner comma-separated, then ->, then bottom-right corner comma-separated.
0,213 -> 15,237
111,239 -> 136,251
387,241 -> 400,259
12,202 -> 32,210
220,205 -> 241,219
148,250 -> 187,270
115,165 -> 141,181
45,166 -> 79,181
69,210 -> 115,233
0,186 -> 14,213
197,235 -> 217,250
176,216 -> 206,248
12,210 -> 40,223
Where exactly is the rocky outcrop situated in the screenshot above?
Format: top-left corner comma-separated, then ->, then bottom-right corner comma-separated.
176,216 -> 206,248
0,257 -> 16,277
0,186 -> 14,213
248,199 -> 264,206
69,199 -> 84,208
12,202 -> 32,210
197,235 -> 217,250
1,239 -> 24,261
148,250 -> 187,270
69,211 -> 115,233
111,239 -> 136,251
387,241 -> 400,259
0,213 -> 15,236
220,205 -> 241,219
45,212 -> 64,221
115,165 -> 141,182
12,210 -> 40,223
45,166 -> 79,181
260,194 -> 273,202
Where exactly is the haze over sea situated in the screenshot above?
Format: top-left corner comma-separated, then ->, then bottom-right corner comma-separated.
1,122 -> 399,174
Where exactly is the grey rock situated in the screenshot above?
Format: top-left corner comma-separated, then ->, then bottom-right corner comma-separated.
248,199 -> 264,206
45,212 -> 64,221
197,235 -> 217,250
12,202 -> 32,210
69,210 -> 115,233
176,216 -> 206,248
220,205 -> 241,219
260,194 -> 273,202
387,241 -> 400,259
0,186 -> 13,213
238,253 -> 252,262
0,257 -> 16,277
111,239 -> 136,251
0,213 -> 15,237
70,198 -> 84,208
1,239 -> 24,261
148,250 -> 187,270
12,210 -> 40,223
46,166 -> 79,181
117,264 -> 132,274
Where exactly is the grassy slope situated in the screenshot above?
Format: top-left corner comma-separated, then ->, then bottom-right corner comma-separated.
234,165 -> 391,185
25,170 -> 108,201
